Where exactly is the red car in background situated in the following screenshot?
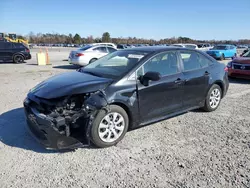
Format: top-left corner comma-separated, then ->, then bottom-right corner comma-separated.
227,50 -> 250,79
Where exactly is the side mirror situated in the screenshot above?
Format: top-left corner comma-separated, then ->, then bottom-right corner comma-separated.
139,71 -> 161,86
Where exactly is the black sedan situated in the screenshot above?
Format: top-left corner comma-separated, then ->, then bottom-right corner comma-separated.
24,47 -> 229,149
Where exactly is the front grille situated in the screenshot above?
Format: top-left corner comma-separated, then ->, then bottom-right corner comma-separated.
233,64 -> 250,70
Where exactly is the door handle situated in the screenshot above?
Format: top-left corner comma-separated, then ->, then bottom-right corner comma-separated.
204,71 -> 210,76
174,78 -> 183,84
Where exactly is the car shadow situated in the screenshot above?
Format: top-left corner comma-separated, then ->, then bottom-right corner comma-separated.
229,77 -> 250,84
53,65 -> 81,70
0,61 -> 27,64
0,107 -> 58,153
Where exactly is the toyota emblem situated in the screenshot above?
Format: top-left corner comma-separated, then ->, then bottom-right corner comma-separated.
240,66 -> 245,70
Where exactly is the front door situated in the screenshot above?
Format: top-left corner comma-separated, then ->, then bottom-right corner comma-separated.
179,50 -> 211,108
137,51 -> 185,123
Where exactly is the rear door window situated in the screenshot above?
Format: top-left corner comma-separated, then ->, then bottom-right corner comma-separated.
13,43 -> 24,48
93,47 -> 108,53
180,51 -> 212,71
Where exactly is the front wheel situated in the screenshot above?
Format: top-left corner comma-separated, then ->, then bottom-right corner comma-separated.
90,105 -> 129,148
203,84 -> 222,112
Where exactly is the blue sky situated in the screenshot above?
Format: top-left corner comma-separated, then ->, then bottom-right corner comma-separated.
1,0 -> 250,40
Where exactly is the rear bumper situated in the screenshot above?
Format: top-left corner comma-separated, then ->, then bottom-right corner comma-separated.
24,54 -> 32,60
24,100 -> 85,150
68,57 -> 89,66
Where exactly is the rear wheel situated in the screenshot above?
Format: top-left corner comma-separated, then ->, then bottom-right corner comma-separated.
220,54 -> 225,61
13,55 -> 24,63
89,58 -> 97,64
203,84 -> 222,112
90,105 -> 129,148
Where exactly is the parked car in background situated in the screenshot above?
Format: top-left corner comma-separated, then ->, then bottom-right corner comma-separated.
172,44 -> 198,49
0,41 -> 31,63
206,45 -> 237,60
227,50 -> 250,79
24,46 -> 229,149
68,45 -> 117,66
90,43 -> 117,49
117,44 -> 128,49
197,43 -> 213,51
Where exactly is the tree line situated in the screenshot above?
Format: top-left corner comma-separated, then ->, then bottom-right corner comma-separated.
24,32 -> 250,45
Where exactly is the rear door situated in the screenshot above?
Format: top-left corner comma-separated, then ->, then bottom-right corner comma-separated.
179,50 -> 211,108
4,42 -> 14,59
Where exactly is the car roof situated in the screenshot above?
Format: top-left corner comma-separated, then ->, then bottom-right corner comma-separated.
122,46 -> 184,52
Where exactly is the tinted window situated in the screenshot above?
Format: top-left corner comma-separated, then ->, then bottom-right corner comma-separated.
180,51 -> 212,71
93,47 -> 108,53
13,43 -> 24,48
212,45 -> 227,50
4,43 -> 13,49
107,47 -> 116,53
137,52 -> 179,77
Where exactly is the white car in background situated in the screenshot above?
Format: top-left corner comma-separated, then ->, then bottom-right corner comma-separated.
172,43 -> 199,49
68,45 -> 117,66
90,43 -> 117,49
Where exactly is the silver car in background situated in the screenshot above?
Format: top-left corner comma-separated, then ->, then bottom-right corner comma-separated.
68,45 -> 117,66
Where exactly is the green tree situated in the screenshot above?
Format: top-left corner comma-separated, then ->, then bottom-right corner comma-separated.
73,33 -> 81,44
102,32 -> 111,42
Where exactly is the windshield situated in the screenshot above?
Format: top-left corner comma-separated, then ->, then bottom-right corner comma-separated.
80,50 -> 149,79
212,45 -> 227,50
242,50 -> 250,57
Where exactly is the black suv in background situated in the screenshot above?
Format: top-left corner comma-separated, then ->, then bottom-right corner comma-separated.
0,41 -> 31,63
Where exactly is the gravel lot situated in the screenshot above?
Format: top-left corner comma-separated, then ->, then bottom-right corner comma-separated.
0,48 -> 249,188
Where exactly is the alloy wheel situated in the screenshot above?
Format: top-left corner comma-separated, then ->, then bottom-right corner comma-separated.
98,112 -> 125,143
209,88 -> 221,109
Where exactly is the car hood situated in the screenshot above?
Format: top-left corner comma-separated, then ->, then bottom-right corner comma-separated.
29,71 -> 113,99
232,57 -> 250,64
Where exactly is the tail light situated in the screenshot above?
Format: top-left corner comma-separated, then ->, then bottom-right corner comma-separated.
224,66 -> 228,72
224,61 -> 232,72
227,61 -> 232,68
76,53 -> 84,57
25,49 -> 30,53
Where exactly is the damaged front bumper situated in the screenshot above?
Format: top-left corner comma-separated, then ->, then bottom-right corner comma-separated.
24,100 -> 86,150
23,91 -> 108,150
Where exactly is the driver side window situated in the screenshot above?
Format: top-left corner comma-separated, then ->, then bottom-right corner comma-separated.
136,51 -> 179,78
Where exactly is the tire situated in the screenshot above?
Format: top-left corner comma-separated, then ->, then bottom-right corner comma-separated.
13,54 -> 24,64
220,54 -> 225,61
90,105 -> 129,148
89,58 -> 97,64
203,84 -> 222,112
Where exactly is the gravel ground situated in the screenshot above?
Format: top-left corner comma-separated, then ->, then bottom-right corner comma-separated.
0,49 -> 249,188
